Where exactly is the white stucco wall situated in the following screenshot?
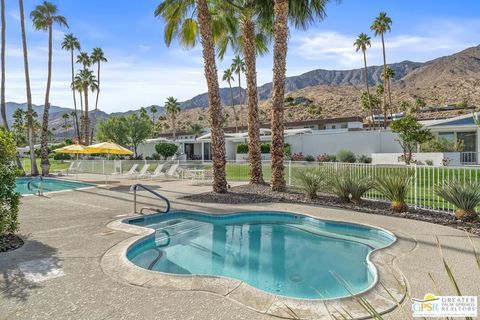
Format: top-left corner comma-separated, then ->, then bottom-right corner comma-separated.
285,130 -> 402,157
372,152 -> 461,166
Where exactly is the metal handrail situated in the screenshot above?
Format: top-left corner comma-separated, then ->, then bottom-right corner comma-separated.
27,176 -> 44,196
130,183 -> 171,214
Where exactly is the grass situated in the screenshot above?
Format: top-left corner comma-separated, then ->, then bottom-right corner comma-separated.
20,158 -> 71,174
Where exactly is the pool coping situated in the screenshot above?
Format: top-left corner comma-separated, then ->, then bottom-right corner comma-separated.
102,210 -> 410,320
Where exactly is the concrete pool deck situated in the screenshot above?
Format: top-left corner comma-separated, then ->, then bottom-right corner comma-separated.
1,176 -> 479,319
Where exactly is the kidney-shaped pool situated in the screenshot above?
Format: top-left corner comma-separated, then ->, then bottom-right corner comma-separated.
125,211 -> 395,300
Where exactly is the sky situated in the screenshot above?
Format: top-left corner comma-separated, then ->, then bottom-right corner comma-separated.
4,0 -> 480,113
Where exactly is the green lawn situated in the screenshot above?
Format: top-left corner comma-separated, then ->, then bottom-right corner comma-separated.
20,158 -> 71,174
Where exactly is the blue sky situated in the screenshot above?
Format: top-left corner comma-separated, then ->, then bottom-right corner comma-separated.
5,0 -> 480,113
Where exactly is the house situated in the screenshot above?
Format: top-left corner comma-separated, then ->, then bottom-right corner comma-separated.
420,113 -> 480,164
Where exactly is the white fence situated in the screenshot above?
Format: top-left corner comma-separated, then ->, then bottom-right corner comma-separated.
66,160 -> 480,214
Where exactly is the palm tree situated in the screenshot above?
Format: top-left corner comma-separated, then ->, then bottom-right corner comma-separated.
382,66 -> 395,113
189,123 -> 204,139
354,33 -> 372,128
61,33 -> 81,142
231,55 -> 245,126
222,68 -> 239,132
90,47 -> 107,143
74,69 -> 98,144
164,97 -> 180,140
76,51 -> 91,70
155,0 -> 227,193
371,12 -> 392,129
150,105 -> 158,125
0,0 -> 7,130
69,109 -> 77,140
268,0 -> 329,191
19,0 -> 38,175
72,77 -> 84,142
31,1 -> 68,175
62,113 -> 69,139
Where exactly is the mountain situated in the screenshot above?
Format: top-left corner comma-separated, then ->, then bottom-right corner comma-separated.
5,45 -> 480,136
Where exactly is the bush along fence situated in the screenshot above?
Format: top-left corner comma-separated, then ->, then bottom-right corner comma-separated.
69,159 -> 480,214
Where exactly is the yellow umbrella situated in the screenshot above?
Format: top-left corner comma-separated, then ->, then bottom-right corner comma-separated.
53,144 -> 89,154
83,141 -> 133,155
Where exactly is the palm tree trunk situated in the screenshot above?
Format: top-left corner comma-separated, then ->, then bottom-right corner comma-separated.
381,33 -> 387,129
270,0 -> 288,191
83,85 -> 89,144
19,0 -> 38,175
388,77 -> 393,113
40,24 -> 53,176
363,50 -> 372,129
70,49 -> 81,142
0,0 -> 7,130
79,91 -> 84,142
90,62 -> 101,144
237,74 -> 244,128
242,16 -> 263,184
196,0 -> 227,193
172,114 -> 176,140
229,82 -> 238,132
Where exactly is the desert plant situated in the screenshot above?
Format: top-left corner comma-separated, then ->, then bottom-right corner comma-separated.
336,149 -> 356,163
436,181 -> 480,221
375,172 -> 412,212
425,159 -> 434,166
236,143 -> 248,154
356,155 -> 372,164
295,169 -> 325,200
304,155 -> 315,162
332,169 -> 374,203
291,152 -> 305,161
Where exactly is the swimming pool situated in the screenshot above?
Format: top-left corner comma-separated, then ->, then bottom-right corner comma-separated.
15,177 -> 93,195
126,211 -> 395,300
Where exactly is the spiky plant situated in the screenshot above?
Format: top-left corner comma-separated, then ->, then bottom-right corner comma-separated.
436,181 -> 480,221
295,169 -> 324,200
332,169 -> 374,203
375,172 -> 411,212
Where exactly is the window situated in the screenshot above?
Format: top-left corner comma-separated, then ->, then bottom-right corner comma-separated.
438,132 -> 454,141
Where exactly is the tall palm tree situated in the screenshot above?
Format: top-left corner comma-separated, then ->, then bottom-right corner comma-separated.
371,12 -> 392,129
61,33 -> 81,142
155,0 -> 227,193
69,109 -> 77,140
31,1 -> 68,175
222,68 -> 239,132
90,47 -> 107,144
19,0 -> 38,175
354,33 -> 372,129
76,51 -> 91,70
0,0 -> 7,130
382,66 -> 395,113
74,69 -> 97,144
62,113 -> 69,139
268,0 -> 329,191
189,123 -> 203,139
231,55 -> 245,126
150,105 -> 158,125
73,78 -> 84,142
164,96 -> 180,140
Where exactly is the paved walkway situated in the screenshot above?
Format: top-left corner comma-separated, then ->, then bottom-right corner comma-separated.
1,177 -> 479,319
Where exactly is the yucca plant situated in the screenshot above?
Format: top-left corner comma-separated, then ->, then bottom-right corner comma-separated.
436,181 -> 480,221
375,172 -> 411,212
332,169 -> 373,203
295,169 -> 325,200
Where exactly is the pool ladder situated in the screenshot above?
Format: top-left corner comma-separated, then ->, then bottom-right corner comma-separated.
130,184 -> 171,214
27,176 -> 44,196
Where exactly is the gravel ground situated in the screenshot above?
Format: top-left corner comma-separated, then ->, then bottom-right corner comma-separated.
183,183 -> 480,236
0,234 -> 24,252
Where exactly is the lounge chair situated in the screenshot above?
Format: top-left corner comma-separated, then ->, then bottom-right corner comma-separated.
122,164 -> 139,177
137,164 -> 151,178
155,163 -> 179,179
147,163 -> 166,179
55,161 -> 80,176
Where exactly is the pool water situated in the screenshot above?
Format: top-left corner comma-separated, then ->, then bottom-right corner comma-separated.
15,177 -> 93,195
126,211 -> 395,299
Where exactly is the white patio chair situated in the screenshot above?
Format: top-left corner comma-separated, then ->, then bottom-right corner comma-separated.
148,163 -> 166,179
122,164 -> 139,177
137,164 -> 152,179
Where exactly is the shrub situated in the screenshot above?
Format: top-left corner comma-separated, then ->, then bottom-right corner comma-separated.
284,143 -> 291,158
304,155 -> 315,162
421,138 -> 464,152
295,169 -> 325,199
0,129 -> 20,239
356,155 -> 372,164
260,143 -> 270,153
53,153 -> 71,160
155,142 -> 178,159
332,169 -> 373,203
336,149 -> 356,163
291,152 -> 304,161
151,153 -> 161,160
425,159 -> 434,166
436,181 -> 480,221
375,172 -> 412,212
236,143 -> 248,154
316,153 -> 336,162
